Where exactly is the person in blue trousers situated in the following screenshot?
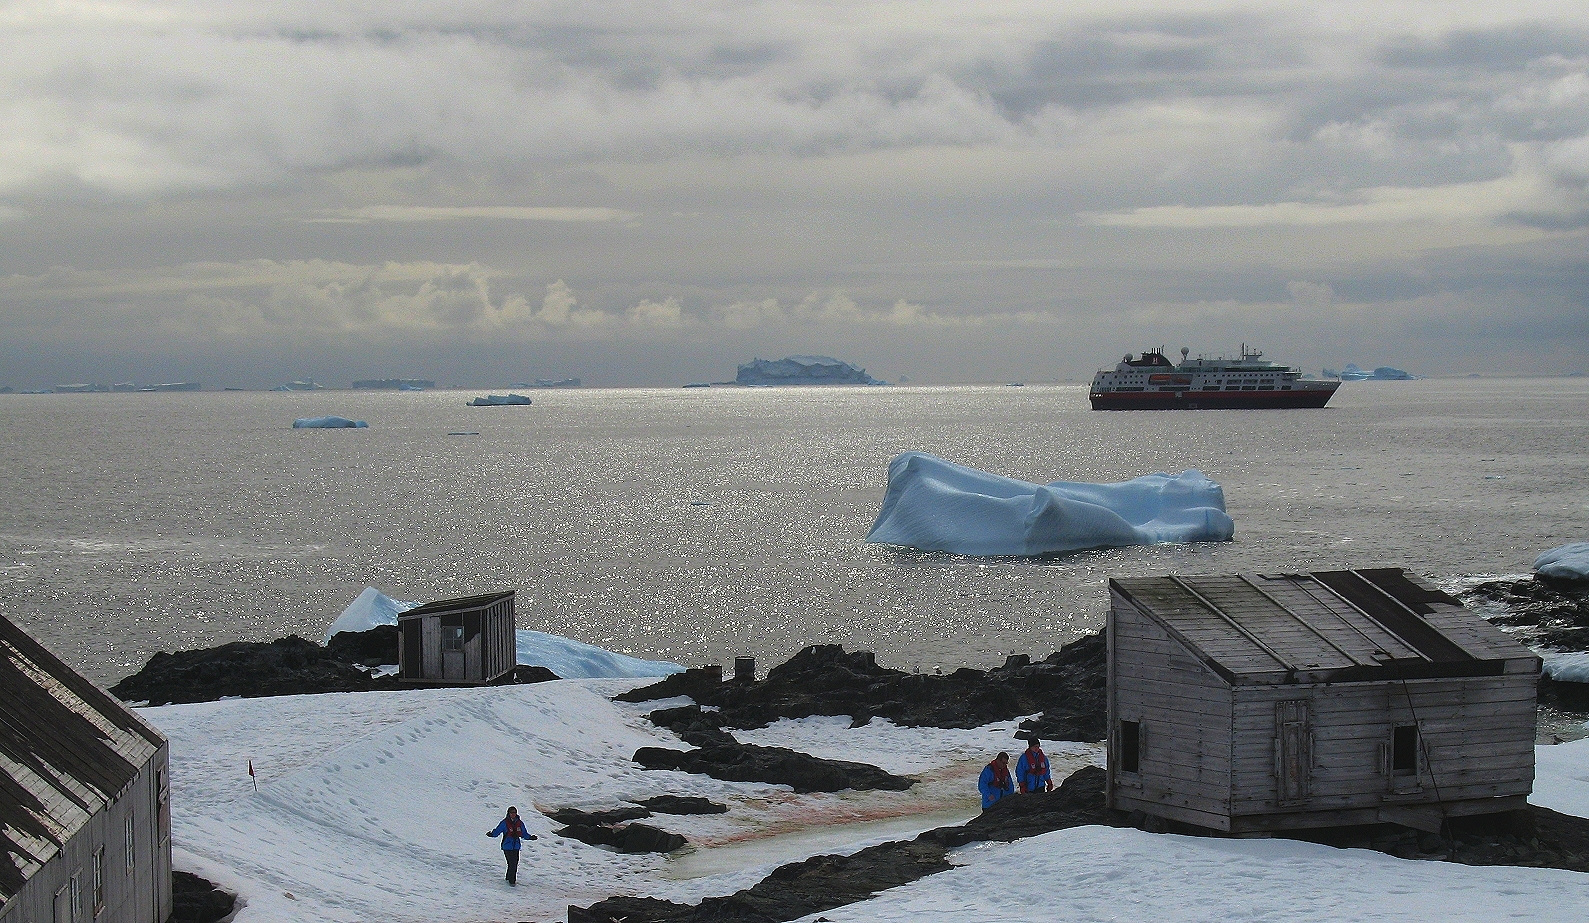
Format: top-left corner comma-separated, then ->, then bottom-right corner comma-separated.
487,806 -> 538,885
1016,737 -> 1052,794
978,752 -> 1015,809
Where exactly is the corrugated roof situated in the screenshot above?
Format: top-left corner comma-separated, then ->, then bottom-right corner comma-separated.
1111,569 -> 1538,685
398,590 -> 515,620
0,615 -> 164,901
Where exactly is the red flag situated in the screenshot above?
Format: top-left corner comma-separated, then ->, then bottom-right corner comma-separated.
248,760 -> 254,777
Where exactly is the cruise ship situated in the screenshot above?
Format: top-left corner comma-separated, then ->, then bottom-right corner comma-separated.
1089,346 -> 1339,410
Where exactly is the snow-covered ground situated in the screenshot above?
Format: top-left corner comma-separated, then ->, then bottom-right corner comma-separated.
144,683 -> 1589,923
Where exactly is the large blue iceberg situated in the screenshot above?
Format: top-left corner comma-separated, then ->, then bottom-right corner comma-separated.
1536,543 -> 1589,583
323,587 -> 683,678
864,452 -> 1234,556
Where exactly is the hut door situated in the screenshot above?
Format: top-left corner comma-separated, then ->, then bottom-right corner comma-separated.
1275,700 -> 1311,804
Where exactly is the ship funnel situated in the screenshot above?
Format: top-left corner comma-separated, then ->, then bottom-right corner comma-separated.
1180,347 -> 1190,359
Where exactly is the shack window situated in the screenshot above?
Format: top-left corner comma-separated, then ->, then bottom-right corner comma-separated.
92,847 -> 104,914
1118,720 -> 1141,773
1392,724 -> 1419,775
442,624 -> 465,653
124,816 -> 135,871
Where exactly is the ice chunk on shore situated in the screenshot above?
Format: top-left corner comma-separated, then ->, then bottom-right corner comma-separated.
323,587 -> 417,641
293,416 -> 368,428
1543,652 -> 1589,684
322,587 -> 682,678
865,452 -> 1234,556
516,630 -> 682,679
1536,542 -> 1589,582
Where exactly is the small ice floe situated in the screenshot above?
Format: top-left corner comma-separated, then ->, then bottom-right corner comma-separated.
865,451 -> 1234,556
292,416 -> 368,428
1536,542 -> 1589,583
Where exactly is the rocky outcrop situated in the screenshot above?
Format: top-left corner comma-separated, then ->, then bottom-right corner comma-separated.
556,821 -> 688,854
169,871 -> 236,923
323,625 -> 399,666
634,795 -> 727,815
110,636 -> 557,705
618,631 -> 1107,743
1460,575 -> 1589,650
633,740 -> 914,794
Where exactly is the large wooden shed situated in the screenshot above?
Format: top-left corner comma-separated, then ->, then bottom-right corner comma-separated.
1,614 -> 171,923
398,591 -> 516,685
1107,568 -> 1540,834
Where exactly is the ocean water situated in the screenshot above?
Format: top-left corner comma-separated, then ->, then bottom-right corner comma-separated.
1,378 -> 1586,685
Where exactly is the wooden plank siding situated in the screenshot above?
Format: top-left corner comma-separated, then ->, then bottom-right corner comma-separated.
1107,570 -> 1539,833
1109,592 -> 1235,826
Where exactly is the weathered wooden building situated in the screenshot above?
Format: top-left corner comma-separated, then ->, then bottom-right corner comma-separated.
0,614 -> 171,923
398,591 -> 516,685
1107,568 -> 1540,833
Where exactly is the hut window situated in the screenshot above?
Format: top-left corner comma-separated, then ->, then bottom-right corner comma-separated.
442,624 -> 465,653
1118,720 -> 1141,773
1392,724 -> 1419,775
93,847 -> 105,914
124,816 -> 135,871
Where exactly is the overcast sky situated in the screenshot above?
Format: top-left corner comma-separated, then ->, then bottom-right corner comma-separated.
2,0 -> 1586,388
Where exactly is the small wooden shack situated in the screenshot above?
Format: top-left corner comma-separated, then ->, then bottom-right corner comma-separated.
1,613 -> 171,923
398,590 -> 516,685
1107,568 -> 1540,834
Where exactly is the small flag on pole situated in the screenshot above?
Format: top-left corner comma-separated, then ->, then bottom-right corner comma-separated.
248,760 -> 258,792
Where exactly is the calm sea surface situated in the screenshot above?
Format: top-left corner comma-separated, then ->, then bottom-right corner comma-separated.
2,379 -> 1586,685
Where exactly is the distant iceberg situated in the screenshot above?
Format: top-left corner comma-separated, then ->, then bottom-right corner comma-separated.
737,355 -> 884,386
1339,364 -> 1416,381
323,587 -> 683,678
865,452 -> 1235,556
1536,542 -> 1589,583
468,393 -> 533,406
293,416 -> 368,428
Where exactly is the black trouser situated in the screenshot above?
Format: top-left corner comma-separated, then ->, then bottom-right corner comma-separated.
504,849 -> 520,884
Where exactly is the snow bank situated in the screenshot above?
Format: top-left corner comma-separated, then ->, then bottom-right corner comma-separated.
790,823 -> 1589,923
1543,652 -> 1589,683
292,416 -> 367,428
1536,542 -> 1589,582
1533,737 -> 1589,820
865,452 -> 1234,556
323,587 -> 683,678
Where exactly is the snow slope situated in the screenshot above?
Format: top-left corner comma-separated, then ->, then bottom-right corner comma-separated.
145,681 -> 1589,923
865,452 -> 1234,556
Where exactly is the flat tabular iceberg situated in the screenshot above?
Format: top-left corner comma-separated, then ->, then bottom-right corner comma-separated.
865,452 -> 1234,556
323,587 -> 682,678
1536,542 -> 1589,582
293,416 -> 367,428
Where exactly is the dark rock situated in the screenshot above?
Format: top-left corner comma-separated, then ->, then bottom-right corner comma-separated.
111,636 -> 559,705
168,870 -> 236,923
547,806 -> 653,826
1539,674 -> 1589,712
620,631 -> 1107,743
323,625 -> 399,666
1459,575 -> 1589,650
110,636 -> 402,705
634,741 -> 914,793
635,795 -> 728,815
557,821 -> 687,854
496,665 -> 561,685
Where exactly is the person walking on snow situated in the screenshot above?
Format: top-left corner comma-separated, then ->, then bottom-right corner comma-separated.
487,806 -> 538,885
979,751 -> 1015,809
1016,736 -> 1052,793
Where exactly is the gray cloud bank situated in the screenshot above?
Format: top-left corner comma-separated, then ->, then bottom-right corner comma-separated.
1,1 -> 1587,387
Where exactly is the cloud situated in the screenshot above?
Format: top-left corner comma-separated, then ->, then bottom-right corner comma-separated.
308,206 -> 639,223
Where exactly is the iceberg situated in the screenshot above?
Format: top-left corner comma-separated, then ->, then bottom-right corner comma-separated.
467,393 -> 533,406
323,587 -> 683,678
1339,364 -> 1416,381
293,416 -> 368,428
1535,542 -> 1589,583
864,452 -> 1235,556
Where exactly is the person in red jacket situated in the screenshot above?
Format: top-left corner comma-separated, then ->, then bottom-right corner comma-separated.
487,806 -> 538,885
1016,737 -> 1052,793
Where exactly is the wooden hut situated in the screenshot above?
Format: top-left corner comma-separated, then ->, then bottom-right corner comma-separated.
0,614 -> 171,923
1107,568 -> 1540,834
398,591 -> 516,685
